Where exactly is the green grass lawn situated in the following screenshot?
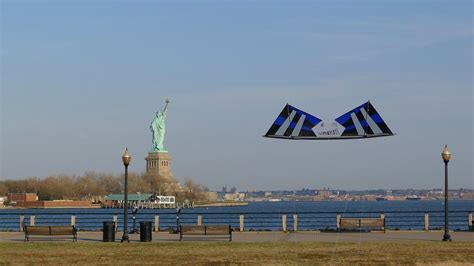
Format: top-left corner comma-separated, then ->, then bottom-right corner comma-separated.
0,242 -> 473,265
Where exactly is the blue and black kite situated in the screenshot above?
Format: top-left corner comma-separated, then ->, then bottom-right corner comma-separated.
264,101 -> 394,140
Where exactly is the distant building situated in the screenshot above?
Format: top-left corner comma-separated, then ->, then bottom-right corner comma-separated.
17,200 -> 92,208
319,188 -> 331,198
88,195 -> 105,204
460,191 -> 474,200
154,195 -> 176,206
204,192 -> 218,202
224,193 -> 246,201
103,193 -> 153,208
103,193 -> 176,208
7,193 -> 38,203
7,193 -> 93,208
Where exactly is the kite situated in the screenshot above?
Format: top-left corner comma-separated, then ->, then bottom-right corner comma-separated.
264,101 -> 394,140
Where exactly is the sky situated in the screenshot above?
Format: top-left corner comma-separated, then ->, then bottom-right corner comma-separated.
1,0 -> 472,191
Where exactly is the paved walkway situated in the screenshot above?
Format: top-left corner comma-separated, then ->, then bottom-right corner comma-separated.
0,231 -> 472,243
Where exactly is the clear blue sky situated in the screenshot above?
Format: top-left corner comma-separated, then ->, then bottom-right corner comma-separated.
1,1 -> 472,191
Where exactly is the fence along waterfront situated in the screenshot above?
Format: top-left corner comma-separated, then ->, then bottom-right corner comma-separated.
1,210 -> 472,232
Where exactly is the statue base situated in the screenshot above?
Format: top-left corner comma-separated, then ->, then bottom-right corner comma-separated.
145,151 -> 173,180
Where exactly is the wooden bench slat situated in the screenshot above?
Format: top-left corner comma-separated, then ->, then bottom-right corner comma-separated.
50,226 -> 75,234
180,225 -> 205,234
205,231 -> 229,235
360,219 -> 384,227
340,219 -> 359,229
205,225 -> 230,235
182,231 -> 206,235
205,225 -> 229,231
50,231 -> 75,235
27,227 -> 50,235
340,218 -> 385,232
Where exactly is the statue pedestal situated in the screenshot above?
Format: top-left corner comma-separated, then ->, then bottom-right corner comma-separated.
145,152 -> 173,180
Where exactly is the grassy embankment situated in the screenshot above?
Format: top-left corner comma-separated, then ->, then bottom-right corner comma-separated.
0,242 -> 473,264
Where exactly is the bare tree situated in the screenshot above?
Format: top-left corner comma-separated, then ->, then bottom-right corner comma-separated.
0,171 -> 209,203
0,183 -> 7,196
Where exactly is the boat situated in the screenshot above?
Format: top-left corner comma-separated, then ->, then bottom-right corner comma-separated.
268,198 -> 282,202
406,196 -> 421,200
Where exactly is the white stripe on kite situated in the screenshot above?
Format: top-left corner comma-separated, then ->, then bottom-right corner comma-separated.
351,113 -> 365,136
360,108 -> 382,134
291,114 -> 306,137
276,110 -> 296,136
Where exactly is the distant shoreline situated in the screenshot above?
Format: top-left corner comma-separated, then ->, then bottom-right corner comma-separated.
194,202 -> 249,208
1,205 -> 102,210
1,199 -> 473,210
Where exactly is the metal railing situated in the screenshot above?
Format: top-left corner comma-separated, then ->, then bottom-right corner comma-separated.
0,210 -> 472,232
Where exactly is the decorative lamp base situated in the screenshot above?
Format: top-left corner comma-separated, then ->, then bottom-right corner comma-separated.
442,234 -> 452,242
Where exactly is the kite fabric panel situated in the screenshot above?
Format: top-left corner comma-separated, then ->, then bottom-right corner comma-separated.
334,101 -> 393,137
264,101 -> 394,140
264,104 -> 322,138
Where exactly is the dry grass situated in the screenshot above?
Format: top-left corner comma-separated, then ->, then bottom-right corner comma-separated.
0,241 -> 473,265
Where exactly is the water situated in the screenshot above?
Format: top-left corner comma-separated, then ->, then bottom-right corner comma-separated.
0,200 -> 472,231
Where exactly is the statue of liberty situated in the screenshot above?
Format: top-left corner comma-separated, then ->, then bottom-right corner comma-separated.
150,98 -> 170,152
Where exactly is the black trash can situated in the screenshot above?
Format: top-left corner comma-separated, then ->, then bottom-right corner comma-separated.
140,221 -> 152,242
103,221 -> 115,242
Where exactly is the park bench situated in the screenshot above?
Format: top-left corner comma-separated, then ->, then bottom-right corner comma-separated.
24,225 -> 78,242
179,225 -> 232,241
339,217 -> 385,232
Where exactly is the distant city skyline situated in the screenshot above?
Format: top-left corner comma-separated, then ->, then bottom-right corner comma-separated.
1,1 -> 472,190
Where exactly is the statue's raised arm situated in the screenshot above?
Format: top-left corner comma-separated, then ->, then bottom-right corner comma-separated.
162,98 -> 170,116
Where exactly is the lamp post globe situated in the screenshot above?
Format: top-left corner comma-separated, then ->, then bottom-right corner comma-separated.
122,148 -> 131,166
442,145 -> 451,163
121,148 -> 131,243
442,145 -> 451,242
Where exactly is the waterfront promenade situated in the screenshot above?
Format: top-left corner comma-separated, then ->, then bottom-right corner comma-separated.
1,231 -> 472,243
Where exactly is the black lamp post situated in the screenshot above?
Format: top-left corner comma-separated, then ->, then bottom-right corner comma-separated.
176,207 -> 182,233
131,207 -> 138,234
441,145 -> 451,242
121,148 -> 131,243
